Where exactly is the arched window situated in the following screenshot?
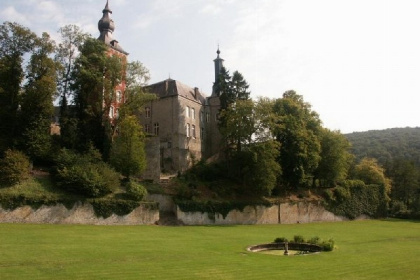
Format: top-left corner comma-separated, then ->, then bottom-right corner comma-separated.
145,107 -> 151,118
186,106 -> 190,118
109,106 -> 114,118
186,123 -> 190,138
116,90 -> 122,103
144,124 -> 150,133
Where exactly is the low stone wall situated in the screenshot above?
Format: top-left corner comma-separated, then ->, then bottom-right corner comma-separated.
147,194 -> 176,213
176,201 -> 347,225
0,202 -> 159,225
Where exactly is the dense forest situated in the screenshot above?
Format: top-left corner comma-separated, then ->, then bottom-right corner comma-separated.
346,127 -> 420,166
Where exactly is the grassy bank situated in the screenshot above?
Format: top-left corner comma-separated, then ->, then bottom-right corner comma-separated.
1,220 -> 419,279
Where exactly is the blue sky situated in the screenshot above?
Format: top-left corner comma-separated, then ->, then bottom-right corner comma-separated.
1,0 -> 420,133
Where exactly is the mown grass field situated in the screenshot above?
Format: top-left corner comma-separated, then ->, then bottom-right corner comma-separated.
1,219 -> 419,279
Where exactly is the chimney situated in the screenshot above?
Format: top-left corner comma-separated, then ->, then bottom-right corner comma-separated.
194,87 -> 199,99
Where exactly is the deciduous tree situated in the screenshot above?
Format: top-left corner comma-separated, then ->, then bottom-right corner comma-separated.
0,22 -> 37,152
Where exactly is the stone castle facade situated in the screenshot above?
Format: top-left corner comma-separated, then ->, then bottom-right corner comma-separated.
97,1 -> 224,179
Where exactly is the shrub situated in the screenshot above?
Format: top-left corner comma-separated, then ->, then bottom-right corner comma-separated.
53,149 -> 120,198
0,150 -> 31,186
307,236 -> 320,244
320,239 -> 335,251
125,180 -> 148,201
274,237 -> 288,243
293,235 -> 305,243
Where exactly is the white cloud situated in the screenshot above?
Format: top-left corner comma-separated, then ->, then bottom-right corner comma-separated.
0,6 -> 30,25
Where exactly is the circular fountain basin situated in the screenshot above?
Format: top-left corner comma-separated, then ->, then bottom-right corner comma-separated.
247,242 -> 321,256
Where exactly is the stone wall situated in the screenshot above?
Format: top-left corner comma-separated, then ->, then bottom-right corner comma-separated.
176,201 -> 347,225
0,202 -> 159,225
147,194 -> 175,213
143,136 -> 161,182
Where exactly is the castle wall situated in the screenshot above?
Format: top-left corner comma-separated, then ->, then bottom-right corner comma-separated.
0,202 -> 159,225
142,136 -> 161,182
176,201 -> 348,225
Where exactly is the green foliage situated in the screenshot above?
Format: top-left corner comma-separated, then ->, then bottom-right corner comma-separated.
307,236 -> 321,244
175,199 -> 271,219
293,235 -> 305,243
88,198 -> 140,218
272,91 -> 322,188
346,127 -> 420,167
0,22 -> 38,152
314,128 -> 354,187
19,32 -> 56,163
324,180 -> 389,219
319,239 -> 335,252
110,116 -> 146,178
0,149 -> 31,186
274,237 -> 288,243
53,149 -> 120,198
273,235 -> 334,252
241,141 -> 281,195
125,180 -> 148,201
71,37 -> 122,155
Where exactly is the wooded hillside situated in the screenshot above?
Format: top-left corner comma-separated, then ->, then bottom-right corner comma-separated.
345,127 -> 420,166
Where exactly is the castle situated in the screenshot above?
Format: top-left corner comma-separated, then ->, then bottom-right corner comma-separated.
97,1 -> 223,179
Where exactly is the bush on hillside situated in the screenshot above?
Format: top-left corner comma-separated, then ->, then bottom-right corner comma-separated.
0,149 -> 31,186
125,180 -> 148,201
53,149 -> 120,198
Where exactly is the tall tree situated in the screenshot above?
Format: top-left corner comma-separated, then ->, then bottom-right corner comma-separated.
219,99 -> 255,153
0,22 -> 37,152
352,157 -> 392,203
19,32 -> 57,162
117,60 -> 156,122
314,128 -> 354,187
387,159 -> 420,209
71,37 -> 122,156
110,115 -> 146,178
272,91 -> 322,188
55,25 -> 88,149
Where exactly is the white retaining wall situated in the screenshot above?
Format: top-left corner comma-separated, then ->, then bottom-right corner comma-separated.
177,201 -> 347,225
0,202 -> 159,225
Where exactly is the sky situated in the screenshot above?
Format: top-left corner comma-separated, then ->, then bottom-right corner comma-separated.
1,0 -> 419,133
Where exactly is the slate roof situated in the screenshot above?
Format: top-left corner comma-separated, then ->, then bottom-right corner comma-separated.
145,79 -> 208,104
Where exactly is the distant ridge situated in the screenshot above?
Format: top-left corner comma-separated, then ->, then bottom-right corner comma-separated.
345,127 -> 420,166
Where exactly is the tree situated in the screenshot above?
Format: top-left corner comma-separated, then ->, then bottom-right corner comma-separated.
117,60 -> 156,122
71,37 -> 123,156
110,116 -> 146,178
242,140 -> 281,195
0,22 -> 37,152
55,25 -> 88,149
272,91 -> 322,188
219,99 -> 255,153
352,157 -> 392,203
19,32 -> 57,162
314,129 -> 354,187
387,159 -> 419,209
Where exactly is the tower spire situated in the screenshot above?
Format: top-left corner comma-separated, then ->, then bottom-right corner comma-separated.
212,46 -> 225,96
97,0 -> 128,55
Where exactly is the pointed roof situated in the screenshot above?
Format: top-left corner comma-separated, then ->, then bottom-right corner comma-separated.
97,0 -> 128,55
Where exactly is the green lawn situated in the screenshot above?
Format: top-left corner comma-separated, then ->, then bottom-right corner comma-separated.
0,219 -> 419,279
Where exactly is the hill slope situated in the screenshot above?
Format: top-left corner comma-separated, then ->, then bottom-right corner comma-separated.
345,127 -> 420,166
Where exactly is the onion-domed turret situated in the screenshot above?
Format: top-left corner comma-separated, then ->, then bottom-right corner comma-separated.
97,0 -> 128,55
98,1 -> 115,34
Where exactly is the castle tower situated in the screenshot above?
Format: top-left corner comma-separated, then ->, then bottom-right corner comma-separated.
211,47 -> 224,96
98,0 -> 128,55
97,0 -> 128,121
